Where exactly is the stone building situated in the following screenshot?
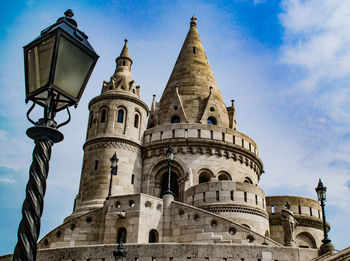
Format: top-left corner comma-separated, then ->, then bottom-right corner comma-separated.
2,17 -> 349,261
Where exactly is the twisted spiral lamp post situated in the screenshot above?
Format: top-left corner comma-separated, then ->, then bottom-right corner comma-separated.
315,179 -> 334,255
13,9 -> 98,261
164,146 -> 174,195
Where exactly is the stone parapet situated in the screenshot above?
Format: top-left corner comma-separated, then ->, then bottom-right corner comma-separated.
0,243 -> 320,261
266,196 -> 325,249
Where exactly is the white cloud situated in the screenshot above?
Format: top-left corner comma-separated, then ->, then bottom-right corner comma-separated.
280,0 -> 350,94
0,176 -> 15,184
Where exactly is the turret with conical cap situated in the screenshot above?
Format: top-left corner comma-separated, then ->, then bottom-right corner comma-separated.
67,40 -> 148,219
155,17 -> 230,127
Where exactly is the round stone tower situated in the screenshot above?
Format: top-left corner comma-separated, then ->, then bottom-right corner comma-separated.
142,17 -> 267,235
69,40 -> 148,218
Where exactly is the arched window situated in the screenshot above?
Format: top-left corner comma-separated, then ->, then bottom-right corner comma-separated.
89,114 -> 93,128
134,114 -> 139,128
244,177 -> 253,184
218,173 -> 231,180
296,232 -> 317,249
207,116 -> 217,125
171,115 -> 180,123
117,109 -> 124,123
117,227 -> 127,243
199,172 -> 211,184
148,229 -> 159,243
100,109 -> 107,123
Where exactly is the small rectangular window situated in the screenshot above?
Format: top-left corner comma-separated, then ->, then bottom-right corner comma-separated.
172,129 -> 175,138
233,135 -> 235,144
203,192 -> 206,202
216,191 -> 219,201
230,191 -> 234,201
271,205 -> 275,214
309,207 -> 313,216
244,192 -> 247,202
94,160 -> 99,171
222,132 -> 225,141
255,195 -> 258,205
185,129 -> 188,138
193,47 -> 196,54
160,131 -> 163,140
262,198 -> 265,208
150,134 -> 152,142
242,139 -> 244,147
192,195 -> 195,205
298,205 -> 301,214
249,143 -> 251,151
131,174 -> 134,184
210,130 -> 213,140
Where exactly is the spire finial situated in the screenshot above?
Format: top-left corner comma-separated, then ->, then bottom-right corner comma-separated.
118,39 -> 131,61
190,16 -> 197,27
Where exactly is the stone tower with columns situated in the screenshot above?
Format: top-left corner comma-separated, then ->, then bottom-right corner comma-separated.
69,39 -> 149,219
5,17 -> 340,261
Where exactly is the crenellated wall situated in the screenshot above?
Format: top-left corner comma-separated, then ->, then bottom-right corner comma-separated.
266,196 -> 326,249
184,181 -> 269,236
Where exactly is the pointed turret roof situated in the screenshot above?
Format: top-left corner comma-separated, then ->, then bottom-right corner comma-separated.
157,17 -> 229,127
101,40 -> 139,97
117,39 -> 132,64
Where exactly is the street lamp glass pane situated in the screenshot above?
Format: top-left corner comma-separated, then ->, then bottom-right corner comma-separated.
53,36 -> 94,99
27,36 -> 55,94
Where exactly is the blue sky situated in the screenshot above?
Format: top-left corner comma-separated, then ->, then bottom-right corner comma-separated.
1,0 -> 350,254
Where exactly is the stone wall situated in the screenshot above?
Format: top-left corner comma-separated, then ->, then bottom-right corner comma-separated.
266,196 -> 325,249
184,181 -> 269,236
0,244 -> 319,261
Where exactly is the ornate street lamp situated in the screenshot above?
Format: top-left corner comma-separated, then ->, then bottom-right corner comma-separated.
164,146 -> 174,195
113,239 -> 127,261
13,9 -> 98,261
106,152 -> 118,200
315,179 -> 334,254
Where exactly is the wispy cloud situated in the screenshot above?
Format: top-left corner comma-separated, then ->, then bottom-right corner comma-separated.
280,0 -> 350,125
0,176 -> 15,184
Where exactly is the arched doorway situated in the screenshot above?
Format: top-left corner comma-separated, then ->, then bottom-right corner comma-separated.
160,172 -> 179,200
148,229 -> 159,243
117,227 -> 127,243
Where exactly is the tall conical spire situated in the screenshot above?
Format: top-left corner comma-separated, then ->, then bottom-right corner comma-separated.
157,17 -> 230,127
